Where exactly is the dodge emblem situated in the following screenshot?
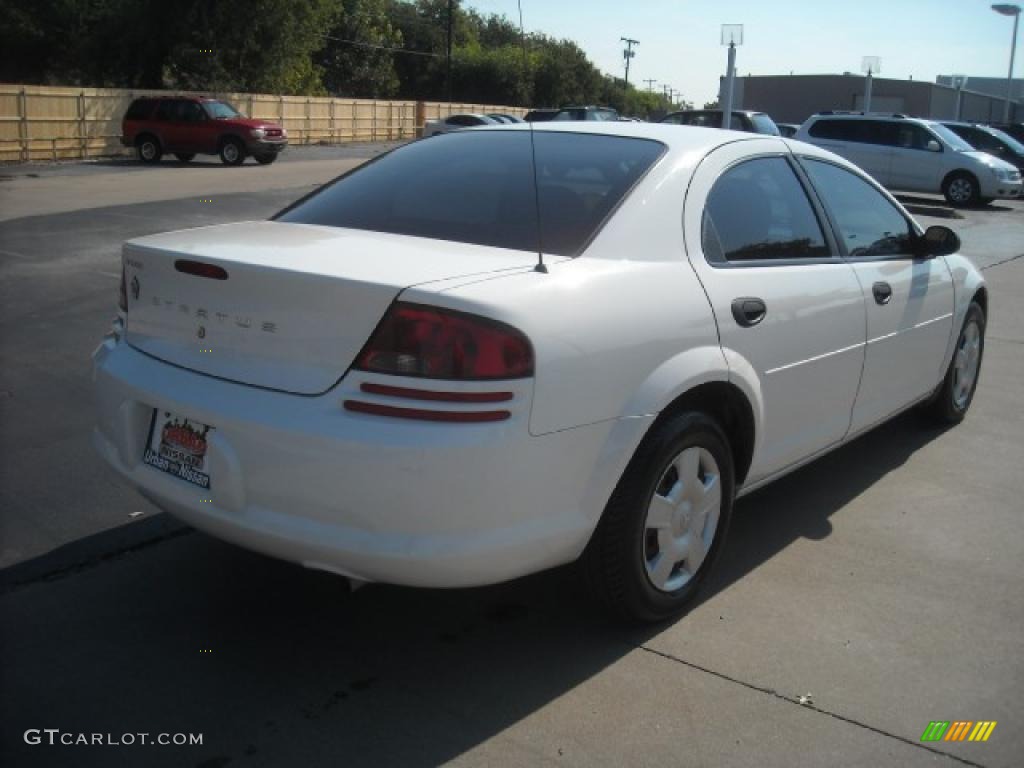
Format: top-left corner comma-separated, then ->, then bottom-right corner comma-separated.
197,326 -> 206,339
130,275 -> 140,301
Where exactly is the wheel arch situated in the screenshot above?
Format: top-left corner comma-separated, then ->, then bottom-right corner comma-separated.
134,132 -> 160,148
652,380 -> 757,487
941,168 -> 979,191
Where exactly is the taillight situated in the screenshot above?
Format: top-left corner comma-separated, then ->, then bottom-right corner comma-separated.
118,263 -> 128,312
354,303 -> 534,380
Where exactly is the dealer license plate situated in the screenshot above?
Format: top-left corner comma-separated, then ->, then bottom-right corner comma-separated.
142,410 -> 213,490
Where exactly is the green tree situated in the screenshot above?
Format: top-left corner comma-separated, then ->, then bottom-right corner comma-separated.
320,0 -> 402,98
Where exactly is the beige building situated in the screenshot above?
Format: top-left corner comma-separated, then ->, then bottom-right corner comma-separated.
720,74 -> 1021,125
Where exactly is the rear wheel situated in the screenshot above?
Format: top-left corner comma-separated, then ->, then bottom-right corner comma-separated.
943,172 -> 979,207
219,138 -> 245,165
926,301 -> 985,424
254,153 -> 277,165
584,411 -> 734,623
136,135 -> 162,164
174,153 -> 195,163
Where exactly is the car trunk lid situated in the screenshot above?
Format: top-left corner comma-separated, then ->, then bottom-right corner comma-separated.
123,221 -> 542,394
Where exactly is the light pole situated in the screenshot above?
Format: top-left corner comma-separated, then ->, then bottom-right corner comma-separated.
721,24 -> 743,129
951,74 -> 968,119
992,4 -> 1021,122
862,56 -> 881,112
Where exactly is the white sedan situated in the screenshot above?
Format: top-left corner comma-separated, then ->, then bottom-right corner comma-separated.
423,113 -> 498,136
93,123 -> 986,622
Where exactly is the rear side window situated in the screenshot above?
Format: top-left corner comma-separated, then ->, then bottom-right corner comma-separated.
124,99 -> 153,120
809,119 -> 895,145
276,131 -> 665,256
152,100 -> 177,121
702,157 -> 830,263
802,159 -> 913,257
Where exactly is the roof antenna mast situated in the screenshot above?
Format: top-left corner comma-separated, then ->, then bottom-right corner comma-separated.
517,0 -> 547,273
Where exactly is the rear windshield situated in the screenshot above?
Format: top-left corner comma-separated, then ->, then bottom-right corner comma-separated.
275,131 -> 665,256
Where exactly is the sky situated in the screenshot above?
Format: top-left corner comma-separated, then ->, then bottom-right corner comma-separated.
465,0 -> 1021,105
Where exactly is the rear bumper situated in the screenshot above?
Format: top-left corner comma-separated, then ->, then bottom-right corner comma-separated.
92,338 -> 642,587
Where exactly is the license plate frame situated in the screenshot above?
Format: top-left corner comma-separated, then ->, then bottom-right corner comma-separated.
142,409 -> 213,490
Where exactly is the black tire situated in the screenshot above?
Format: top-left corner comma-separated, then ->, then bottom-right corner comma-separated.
174,153 -> 196,163
254,153 -> 277,165
584,411 -> 735,623
219,137 -> 246,165
135,135 -> 162,164
926,301 -> 985,424
942,172 -> 979,207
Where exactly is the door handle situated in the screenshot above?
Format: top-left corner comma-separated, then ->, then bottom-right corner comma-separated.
731,297 -> 767,328
872,281 -> 893,305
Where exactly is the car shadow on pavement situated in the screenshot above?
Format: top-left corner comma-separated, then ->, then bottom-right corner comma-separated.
0,411 -> 949,767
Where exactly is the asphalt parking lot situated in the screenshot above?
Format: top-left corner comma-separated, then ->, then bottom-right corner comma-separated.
1,144 -> 1022,767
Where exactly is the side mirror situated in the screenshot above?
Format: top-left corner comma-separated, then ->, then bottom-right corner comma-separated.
918,225 -> 960,258
925,139 -> 942,152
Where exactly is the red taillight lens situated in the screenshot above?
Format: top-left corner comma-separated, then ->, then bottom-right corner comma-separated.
355,303 -> 534,380
119,264 -> 128,312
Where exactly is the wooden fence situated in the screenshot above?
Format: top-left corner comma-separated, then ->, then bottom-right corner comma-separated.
0,84 -> 527,162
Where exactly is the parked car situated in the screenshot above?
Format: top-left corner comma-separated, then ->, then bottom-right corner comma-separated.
551,106 -> 620,121
776,122 -> 800,138
95,123 -> 986,622
121,97 -> 288,165
661,109 -> 780,135
990,122 -> 1024,143
423,113 -> 498,136
796,112 -> 1022,206
523,109 -> 559,122
940,121 -> 1024,172
487,113 -> 525,124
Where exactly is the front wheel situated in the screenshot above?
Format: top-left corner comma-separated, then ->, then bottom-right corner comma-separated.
943,172 -> 979,207
219,138 -> 245,166
584,411 -> 734,623
136,136 -> 162,164
254,153 -> 277,165
926,301 -> 985,424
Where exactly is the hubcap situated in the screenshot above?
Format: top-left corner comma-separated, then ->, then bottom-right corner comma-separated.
643,446 -> 721,593
949,178 -> 973,203
224,144 -> 239,162
952,319 -> 981,409
141,142 -> 155,160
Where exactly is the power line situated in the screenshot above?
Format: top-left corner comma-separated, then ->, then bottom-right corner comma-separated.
320,34 -> 441,58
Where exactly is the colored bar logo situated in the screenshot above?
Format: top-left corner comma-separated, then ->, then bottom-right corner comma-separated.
921,721 -> 996,742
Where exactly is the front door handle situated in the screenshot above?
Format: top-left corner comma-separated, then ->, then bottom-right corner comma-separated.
872,281 -> 893,305
731,297 -> 767,328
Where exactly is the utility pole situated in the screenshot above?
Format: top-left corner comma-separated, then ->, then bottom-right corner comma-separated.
621,37 -> 639,91
446,0 -> 454,103
643,78 -> 657,93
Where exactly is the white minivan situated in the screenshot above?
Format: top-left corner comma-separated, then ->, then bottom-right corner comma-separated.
796,112 -> 1022,206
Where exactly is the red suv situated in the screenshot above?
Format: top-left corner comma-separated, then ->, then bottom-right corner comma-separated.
121,97 -> 288,165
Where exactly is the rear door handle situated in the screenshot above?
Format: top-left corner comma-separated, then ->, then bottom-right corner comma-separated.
731,297 -> 767,328
872,281 -> 893,305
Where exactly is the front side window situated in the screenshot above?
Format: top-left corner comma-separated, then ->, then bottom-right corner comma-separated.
276,131 -> 665,256
203,101 -> 242,120
702,157 -> 830,263
802,159 -> 913,257
895,124 -> 937,151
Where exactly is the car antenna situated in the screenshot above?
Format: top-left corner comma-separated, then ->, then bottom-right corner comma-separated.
517,0 -> 547,273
